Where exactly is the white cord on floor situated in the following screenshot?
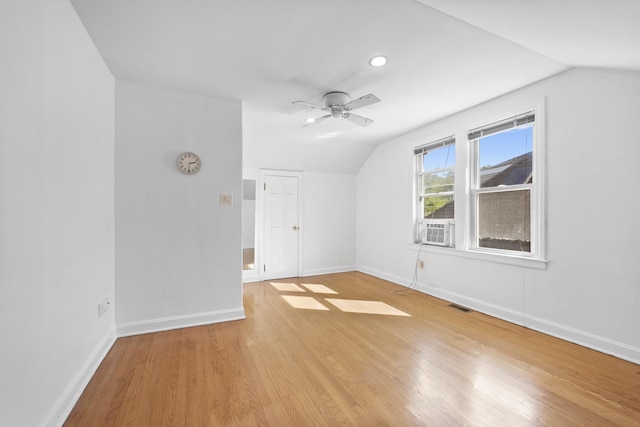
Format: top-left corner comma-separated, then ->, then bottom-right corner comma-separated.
392,243 -> 424,295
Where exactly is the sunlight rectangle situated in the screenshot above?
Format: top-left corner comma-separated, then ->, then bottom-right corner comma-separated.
281,296 -> 330,311
300,283 -> 338,294
325,299 -> 410,317
270,282 -> 306,292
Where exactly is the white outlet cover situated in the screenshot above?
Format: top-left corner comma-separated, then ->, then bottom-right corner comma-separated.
220,194 -> 233,205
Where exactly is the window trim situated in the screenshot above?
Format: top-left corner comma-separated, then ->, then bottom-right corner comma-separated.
407,242 -> 548,270
415,136 -> 456,245
467,101 -> 545,260
410,99 -> 546,266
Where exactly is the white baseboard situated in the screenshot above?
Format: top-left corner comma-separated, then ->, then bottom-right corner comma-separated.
301,265 -> 356,277
245,266 -> 357,283
525,315 -> 640,365
356,266 -> 412,287
242,269 -> 261,283
117,307 -> 246,337
46,326 -> 117,427
356,266 -> 640,365
414,281 -> 527,326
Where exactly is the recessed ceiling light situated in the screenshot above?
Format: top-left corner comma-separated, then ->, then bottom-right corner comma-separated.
369,55 -> 388,67
305,117 -> 316,123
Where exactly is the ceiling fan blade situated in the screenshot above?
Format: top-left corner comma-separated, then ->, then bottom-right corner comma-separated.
303,114 -> 331,127
344,94 -> 380,111
292,100 -> 326,110
343,113 -> 373,127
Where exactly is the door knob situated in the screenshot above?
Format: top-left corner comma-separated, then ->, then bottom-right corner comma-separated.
292,225 -> 299,231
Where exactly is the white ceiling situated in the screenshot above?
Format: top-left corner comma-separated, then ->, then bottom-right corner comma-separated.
69,0 -> 639,174
416,0 -> 640,71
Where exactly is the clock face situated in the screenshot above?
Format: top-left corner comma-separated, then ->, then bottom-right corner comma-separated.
176,152 -> 201,175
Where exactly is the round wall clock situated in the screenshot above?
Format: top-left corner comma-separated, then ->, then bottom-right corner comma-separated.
176,152 -> 201,175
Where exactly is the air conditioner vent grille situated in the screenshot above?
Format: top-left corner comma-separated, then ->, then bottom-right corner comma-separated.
418,221 -> 453,246
425,223 -> 446,244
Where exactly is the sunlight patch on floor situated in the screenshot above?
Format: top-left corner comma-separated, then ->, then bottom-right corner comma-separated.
270,282 -> 306,292
325,299 -> 411,316
281,296 -> 330,310
300,283 -> 338,294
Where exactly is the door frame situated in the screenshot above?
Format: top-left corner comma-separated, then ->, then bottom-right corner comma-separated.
257,169 -> 304,281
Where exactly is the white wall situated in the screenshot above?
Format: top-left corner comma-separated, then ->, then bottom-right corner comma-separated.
242,165 -> 357,281
302,172 -> 357,276
115,81 -> 244,336
242,118 -> 377,175
243,134 -> 359,279
357,68 -> 640,363
0,0 -> 116,426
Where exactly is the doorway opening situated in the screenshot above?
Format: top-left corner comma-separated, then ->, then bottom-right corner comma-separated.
259,170 -> 303,281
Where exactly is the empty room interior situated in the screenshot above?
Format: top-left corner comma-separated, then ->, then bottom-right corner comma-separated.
2,0 -> 640,426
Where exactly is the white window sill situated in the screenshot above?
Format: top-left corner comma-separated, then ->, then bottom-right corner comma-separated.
407,243 -> 548,270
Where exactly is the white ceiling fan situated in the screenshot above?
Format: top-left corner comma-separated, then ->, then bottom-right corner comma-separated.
292,91 -> 380,127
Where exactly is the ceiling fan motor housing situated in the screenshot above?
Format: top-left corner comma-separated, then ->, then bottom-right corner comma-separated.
323,91 -> 351,117
293,91 -> 378,127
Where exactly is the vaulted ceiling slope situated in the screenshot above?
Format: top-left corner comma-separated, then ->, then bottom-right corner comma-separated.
416,0 -> 640,71
69,0 -> 638,174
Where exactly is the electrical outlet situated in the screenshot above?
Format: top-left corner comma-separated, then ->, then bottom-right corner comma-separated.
220,193 -> 233,205
98,297 -> 111,318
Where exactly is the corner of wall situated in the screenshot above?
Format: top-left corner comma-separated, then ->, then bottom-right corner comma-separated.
45,326 -> 117,427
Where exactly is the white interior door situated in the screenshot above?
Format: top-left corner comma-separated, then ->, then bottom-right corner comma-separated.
262,173 -> 301,279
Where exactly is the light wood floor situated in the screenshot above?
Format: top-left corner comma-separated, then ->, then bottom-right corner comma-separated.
65,272 -> 640,426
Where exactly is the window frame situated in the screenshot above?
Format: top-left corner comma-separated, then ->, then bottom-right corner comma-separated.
415,136 -> 456,245
467,105 -> 545,260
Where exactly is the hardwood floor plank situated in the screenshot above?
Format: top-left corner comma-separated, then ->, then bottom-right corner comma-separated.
65,272 -> 640,426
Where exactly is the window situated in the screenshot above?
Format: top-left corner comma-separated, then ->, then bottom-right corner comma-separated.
415,136 -> 455,246
469,111 -> 537,255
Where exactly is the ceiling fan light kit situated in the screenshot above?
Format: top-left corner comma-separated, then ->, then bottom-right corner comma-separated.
293,91 -> 380,127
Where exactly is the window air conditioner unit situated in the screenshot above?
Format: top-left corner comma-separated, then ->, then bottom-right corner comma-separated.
419,221 -> 453,246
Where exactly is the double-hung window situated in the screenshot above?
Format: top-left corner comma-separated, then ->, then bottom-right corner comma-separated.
415,136 -> 456,246
469,111 -> 539,256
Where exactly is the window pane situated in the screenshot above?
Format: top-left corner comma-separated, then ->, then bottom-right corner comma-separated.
478,190 -> 530,252
479,125 -> 533,188
423,144 -> 455,171
423,195 -> 454,219
422,171 -> 455,194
